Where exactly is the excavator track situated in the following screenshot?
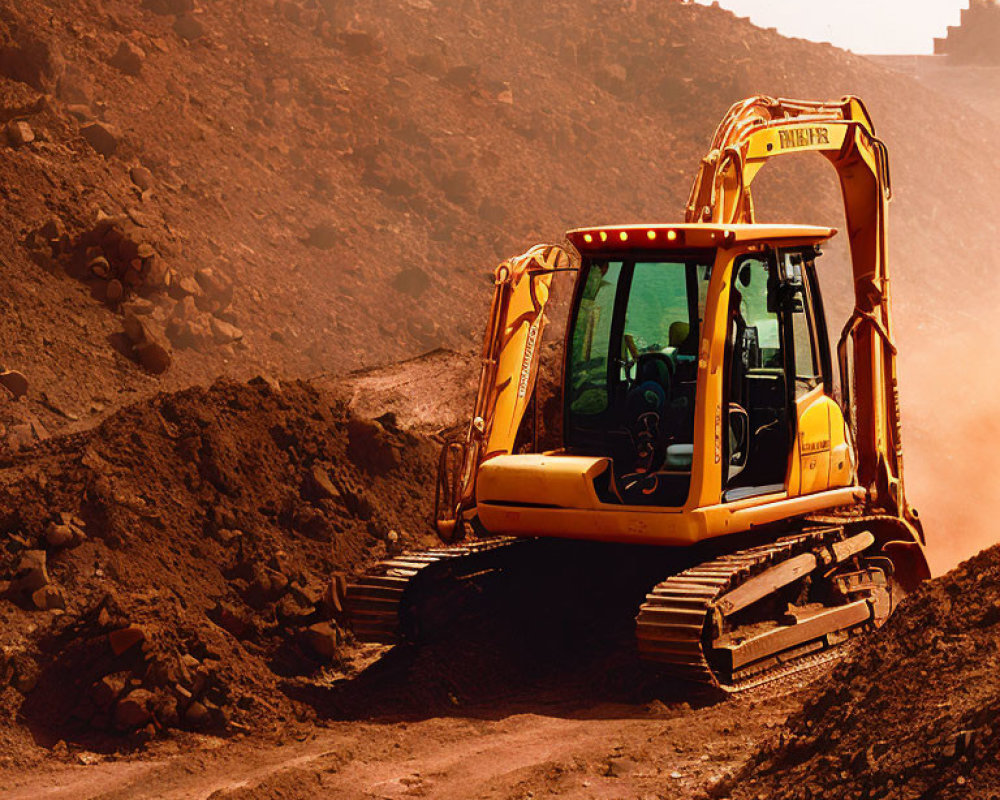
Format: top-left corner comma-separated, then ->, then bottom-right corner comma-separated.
636,525 -> 889,692
346,536 -> 529,643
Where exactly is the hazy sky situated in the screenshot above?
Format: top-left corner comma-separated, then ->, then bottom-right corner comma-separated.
695,0 -> 967,55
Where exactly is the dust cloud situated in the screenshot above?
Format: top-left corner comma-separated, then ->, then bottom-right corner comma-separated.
749,152 -> 1000,574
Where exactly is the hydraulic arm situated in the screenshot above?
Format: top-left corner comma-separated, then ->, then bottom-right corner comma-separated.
686,95 -> 917,533
434,244 -> 571,541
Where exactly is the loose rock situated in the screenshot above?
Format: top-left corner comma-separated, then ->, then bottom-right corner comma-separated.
173,15 -> 206,41
109,41 -> 145,76
108,625 -> 146,656
210,317 -> 243,345
114,689 -> 154,730
13,550 -> 49,594
80,122 -> 121,157
302,621 -> 340,659
31,585 -> 66,611
6,120 -> 35,147
130,165 -> 154,191
0,370 -> 29,400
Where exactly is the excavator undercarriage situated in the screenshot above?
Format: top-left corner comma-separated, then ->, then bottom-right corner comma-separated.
347,514 -> 905,691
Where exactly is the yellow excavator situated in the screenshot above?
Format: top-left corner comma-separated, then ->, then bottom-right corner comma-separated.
346,96 -> 930,690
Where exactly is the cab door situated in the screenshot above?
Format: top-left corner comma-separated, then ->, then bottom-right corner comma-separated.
723,246 -> 853,503
722,252 -> 792,501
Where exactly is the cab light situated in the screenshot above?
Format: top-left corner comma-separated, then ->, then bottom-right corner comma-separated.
619,231 -> 629,242
666,230 -> 678,241
599,231 -> 608,242
646,230 -> 657,240
583,233 -> 594,243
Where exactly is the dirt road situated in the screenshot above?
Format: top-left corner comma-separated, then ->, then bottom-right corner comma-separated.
1,677 -> 804,800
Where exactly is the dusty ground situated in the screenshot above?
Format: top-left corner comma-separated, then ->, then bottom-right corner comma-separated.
1,617 -> 813,800
0,694 -> 804,800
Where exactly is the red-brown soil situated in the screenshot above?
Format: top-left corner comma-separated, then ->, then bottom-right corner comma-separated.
0,377 -> 440,763
0,0 -> 998,796
731,543 -> 1000,800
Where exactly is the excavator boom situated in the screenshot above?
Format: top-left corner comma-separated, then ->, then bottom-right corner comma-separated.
686,95 -> 915,531
434,244 -> 571,540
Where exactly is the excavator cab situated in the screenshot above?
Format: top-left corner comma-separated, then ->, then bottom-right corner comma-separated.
473,224 -> 858,547
564,232 -> 843,508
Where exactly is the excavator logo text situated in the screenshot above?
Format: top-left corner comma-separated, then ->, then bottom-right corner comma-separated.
778,127 -> 831,150
517,321 -> 540,398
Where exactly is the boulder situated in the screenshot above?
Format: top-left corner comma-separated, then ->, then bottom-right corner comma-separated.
347,415 -> 400,473
108,625 -> 146,656
210,317 -> 243,344
194,267 -> 233,306
114,689 -> 154,730
211,601 -> 251,638
0,370 -> 28,400
184,700 -> 210,727
307,463 -> 341,501
88,255 -> 112,278
31,585 -> 66,611
81,122 -> 122,157
169,275 -> 202,300
90,673 -> 126,709
6,120 -> 34,147
45,523 -> 76,548
0,34 -> 65,92
302,621 -> 340,659
173,15 -> 205,42
122,297 -> 155,317
129,165 -> 154,191
123,312 -> 149,345
109,41 -> 145,76
105,278 -> 124,304
136,341 -> 172,374
13,550 -> 48,594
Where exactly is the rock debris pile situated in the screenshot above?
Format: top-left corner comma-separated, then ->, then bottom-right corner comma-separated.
729,545 -> 1000,800
0,378 -> 437,756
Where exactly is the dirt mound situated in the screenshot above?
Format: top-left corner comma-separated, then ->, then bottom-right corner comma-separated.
0,377 -> 438,763
729,545 -> 1000,800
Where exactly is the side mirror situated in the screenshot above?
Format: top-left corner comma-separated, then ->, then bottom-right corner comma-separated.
728,403 -> 749,478
777,251 -> 805,285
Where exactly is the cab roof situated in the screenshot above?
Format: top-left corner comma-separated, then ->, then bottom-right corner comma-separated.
566,223 -> 836,254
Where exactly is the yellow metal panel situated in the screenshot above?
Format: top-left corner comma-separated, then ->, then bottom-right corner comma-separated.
687,247 -> 735,511
477,485 -> 863,546
827,401 -> 854,488
477,454 -> 607,509
744,124 -> 848,161
796,387 -> 833,496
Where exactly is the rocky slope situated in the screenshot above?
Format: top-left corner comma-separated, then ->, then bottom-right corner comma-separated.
1,0 -> 997,571
0,0 -> 996,406
731,543 -> 1000,800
